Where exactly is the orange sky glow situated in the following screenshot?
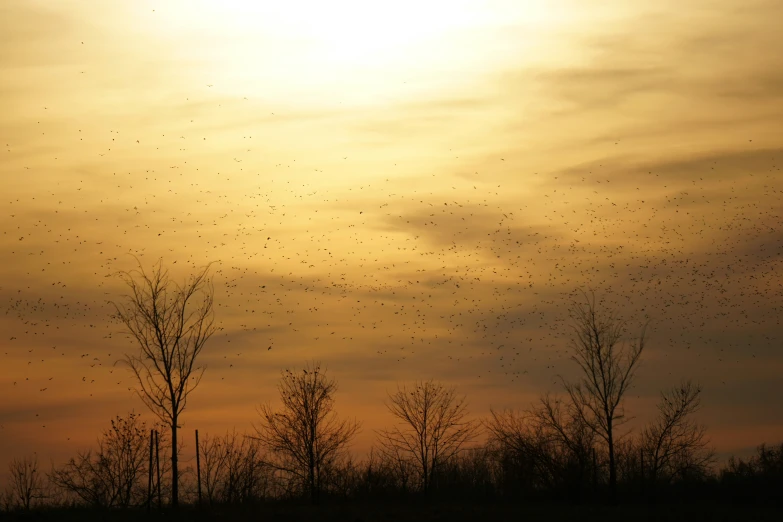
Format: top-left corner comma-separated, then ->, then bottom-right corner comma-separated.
1,0 -> 781,486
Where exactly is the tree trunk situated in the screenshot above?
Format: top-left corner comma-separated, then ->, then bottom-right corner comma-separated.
607,427 -> 617,505
309,450 -> 317,505
171,416 -> 179,508
147,429 -> 154,512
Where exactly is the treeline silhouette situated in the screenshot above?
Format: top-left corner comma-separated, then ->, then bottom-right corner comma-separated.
2,263 -> 780,519
3,378 -> 781,514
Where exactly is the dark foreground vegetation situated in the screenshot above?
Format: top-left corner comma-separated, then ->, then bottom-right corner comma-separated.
1,500 -> 782,522
3,265 -> 780,520
3,398 -> 780,522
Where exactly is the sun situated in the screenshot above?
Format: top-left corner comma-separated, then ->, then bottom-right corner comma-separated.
205,0 -> 486,69
143,0 -> 565,107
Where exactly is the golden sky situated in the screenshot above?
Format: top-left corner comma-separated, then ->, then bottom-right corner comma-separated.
1,0 -> 782,483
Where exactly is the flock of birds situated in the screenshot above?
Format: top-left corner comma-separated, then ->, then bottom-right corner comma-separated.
1,81 -> 781,456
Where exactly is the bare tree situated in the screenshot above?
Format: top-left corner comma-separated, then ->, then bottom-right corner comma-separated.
435,446 -> 496,500
198,429 -> 271,505
377,380 -> 480,496
487,394 -> 596,501
375,439 -> 417,494
350,448 -> 407,499
49,412 -> 164,508
640,381 -> 716,487
111,258 -> 217,508
252,362 -> 360,504
0,487 -> 11,512
486,408 -> 543,495
221,431 -> 272,504
720,442 -> 783,504
536,394 -> 598,500
197,432 -> 229,505
6,455 -> 44,511
562,290 -> 646,504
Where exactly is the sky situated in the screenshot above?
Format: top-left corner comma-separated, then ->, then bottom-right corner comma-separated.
1,0 -> 782,486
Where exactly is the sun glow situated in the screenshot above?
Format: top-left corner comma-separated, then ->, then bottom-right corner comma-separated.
138,0 -> 567,107
211,0 -> 486,68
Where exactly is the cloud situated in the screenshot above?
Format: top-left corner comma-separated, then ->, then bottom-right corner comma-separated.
554,147 -> 783,186
2,0 -> 783,479
535,66 -> 672,111
0,4 -> 81,67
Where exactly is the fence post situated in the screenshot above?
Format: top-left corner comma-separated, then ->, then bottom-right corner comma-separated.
196,429 -> 202,506
155,430 -> 162,508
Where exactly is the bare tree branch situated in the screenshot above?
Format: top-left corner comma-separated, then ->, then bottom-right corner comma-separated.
6,455 -> 45,511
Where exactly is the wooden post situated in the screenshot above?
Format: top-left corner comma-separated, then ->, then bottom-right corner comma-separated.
592,447 -> 597,495
155,429 -> 162,508
147,429 -> 154,512
195,429 -> 202,506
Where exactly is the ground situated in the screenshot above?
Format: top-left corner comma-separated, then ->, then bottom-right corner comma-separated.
2,502 -> 779,522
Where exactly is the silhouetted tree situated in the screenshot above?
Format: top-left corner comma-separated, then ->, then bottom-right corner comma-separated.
49,412 -> 163,508
487,394 -> 596,502
111,258 -> 217,508
536,394 -> 598,501
197,432 -> 228,506
562,290 -> 646,504
613,437 -> 642,493
377,380 -> 480,496
252,362 -> 360,504
640,381 -> 715,489
435,446 -> 497,500
197,429 -> 271,505
6,455 -> 44,511
375,439 -> 417,494
321,455 -> 363,500
721,442 -> 783,504
486,408 -> 544,497
348,447 -> 413,499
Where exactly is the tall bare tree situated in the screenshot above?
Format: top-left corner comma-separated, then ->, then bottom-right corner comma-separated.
640,380 -> 716,486
378,380 -> 480,496
563,290 -> 646,504
252,362 -> 360,504
111,259 -> 217,508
